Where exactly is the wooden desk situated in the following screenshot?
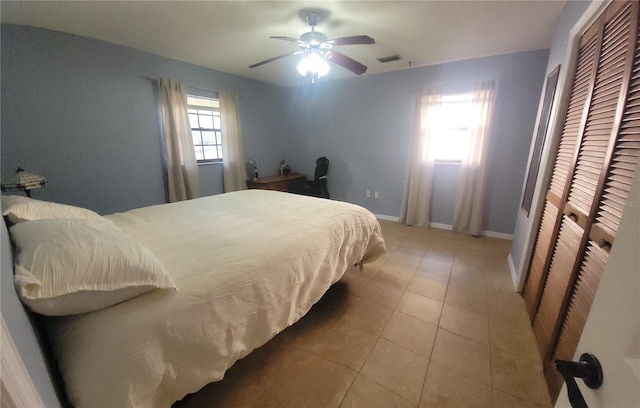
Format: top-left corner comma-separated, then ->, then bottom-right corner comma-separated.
246,173 -> 305,192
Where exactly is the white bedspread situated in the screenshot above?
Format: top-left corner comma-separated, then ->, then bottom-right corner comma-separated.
45,190 -> 386,407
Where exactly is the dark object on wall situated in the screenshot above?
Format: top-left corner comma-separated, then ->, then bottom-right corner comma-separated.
291,157 -> 330,199
1,167 -> 47,197
521,65 -> 561,216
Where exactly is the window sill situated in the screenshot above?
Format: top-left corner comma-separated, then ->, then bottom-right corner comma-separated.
197,161 -> 223,166
434,160 -> 461,166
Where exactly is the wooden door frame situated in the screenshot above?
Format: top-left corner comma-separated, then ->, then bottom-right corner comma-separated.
515,0 -> 614,292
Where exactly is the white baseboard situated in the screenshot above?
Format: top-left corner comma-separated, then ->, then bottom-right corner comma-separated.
481,230 -> 514,240
507,253 -> 519,291
375,216 -> 514,240
429,222 -> 453,230
374,214 -> 400,222
428,221 -> 514,240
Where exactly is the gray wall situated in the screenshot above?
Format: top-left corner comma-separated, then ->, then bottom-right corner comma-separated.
2,24 -> 548,234
1,24 -> 289,215
282,50 -> 549,234
510,0 -> 592,276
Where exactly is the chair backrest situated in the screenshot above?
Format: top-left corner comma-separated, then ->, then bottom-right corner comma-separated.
314,157 -> 329,182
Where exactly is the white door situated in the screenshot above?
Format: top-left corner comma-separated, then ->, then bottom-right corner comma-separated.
555,170 -> 640,407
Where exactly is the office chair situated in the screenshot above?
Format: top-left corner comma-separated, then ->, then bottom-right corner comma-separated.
291,156 -> 330,199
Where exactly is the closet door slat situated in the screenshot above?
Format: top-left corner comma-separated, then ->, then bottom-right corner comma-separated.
567,4 -> 632,217
545,241 -> 609,399
523,202 -> 559,319
533,217 -> 584,356
549,36 -> 599,199
595,15 -> 640,239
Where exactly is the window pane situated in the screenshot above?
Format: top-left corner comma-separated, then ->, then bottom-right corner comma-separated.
202,131 -> 216,145
188,95 -> 219,109
188,94 -> 222,161
198,112 -> 213,129
189,113 -> 199,129
192,131 -> 202,145
429,92 -> 474,161
194,146 -> 204,161
433,93 -> 473,129
433,129 -> 469,161
203,146 -> 218,160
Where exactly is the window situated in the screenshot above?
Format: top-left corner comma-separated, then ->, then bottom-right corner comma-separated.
187,95 -> 222,162
431,92 -> 473,162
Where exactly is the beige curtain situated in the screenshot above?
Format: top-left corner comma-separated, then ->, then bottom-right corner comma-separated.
452,81 -> 498,235
219,91 -> 247,192
157,78 -> 200,202
399,89 -> 442,227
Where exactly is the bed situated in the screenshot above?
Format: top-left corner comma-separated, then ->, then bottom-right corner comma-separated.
4,189 -> 386,407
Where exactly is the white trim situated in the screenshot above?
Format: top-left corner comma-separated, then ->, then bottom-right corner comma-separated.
428,222 -> 452,230
507,253 -> 519,290
374,214 -> 400,222
481,230 -> 514,240
376,216 -> 513,239
514,0 -> 613,291
429,222 -> 514,240
1,315 -> 44,408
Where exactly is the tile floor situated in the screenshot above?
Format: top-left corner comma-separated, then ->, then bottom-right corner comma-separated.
175,220 -> 552,408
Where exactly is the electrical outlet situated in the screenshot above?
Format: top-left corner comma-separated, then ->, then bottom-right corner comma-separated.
374,191 -> 379,199
366,190 -> 371,198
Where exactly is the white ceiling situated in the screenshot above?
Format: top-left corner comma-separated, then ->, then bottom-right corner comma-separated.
1,1 -> 567,87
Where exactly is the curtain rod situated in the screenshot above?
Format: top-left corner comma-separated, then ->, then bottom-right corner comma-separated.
142,76 -> 218,95
410,85 -> 472,94
410,79 -> 506,94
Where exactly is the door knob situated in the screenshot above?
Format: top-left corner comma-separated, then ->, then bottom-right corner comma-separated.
555,353 -> 603,408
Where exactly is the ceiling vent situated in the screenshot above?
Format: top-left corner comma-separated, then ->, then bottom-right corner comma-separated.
377,55 -> 402,63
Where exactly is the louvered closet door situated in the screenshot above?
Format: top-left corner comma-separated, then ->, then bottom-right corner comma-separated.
547,7 -> 640,397
523,0 -> 640,401
522,24 -> 599,320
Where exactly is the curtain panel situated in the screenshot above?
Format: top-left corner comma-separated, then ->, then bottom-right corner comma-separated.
399,89 -> 442,227
157,78 -> 200,202
219,92 -> 247,192
452,80 -> 498,235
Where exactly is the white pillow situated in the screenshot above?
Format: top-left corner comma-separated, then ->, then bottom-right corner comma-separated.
1,195 -> 103,225
10,218 -> 176,316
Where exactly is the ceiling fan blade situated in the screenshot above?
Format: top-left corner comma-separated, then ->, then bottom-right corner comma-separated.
270,36 -> 303,44
248,51 -> 301,69
327,51 -> 368,75
329,35 -> 375,46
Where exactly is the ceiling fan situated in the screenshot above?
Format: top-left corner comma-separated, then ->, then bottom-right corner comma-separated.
248,12 -> 375,82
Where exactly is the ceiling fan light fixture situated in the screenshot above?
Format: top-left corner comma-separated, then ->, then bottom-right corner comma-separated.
296,52 -> 330,78
249,10 -> 373,80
